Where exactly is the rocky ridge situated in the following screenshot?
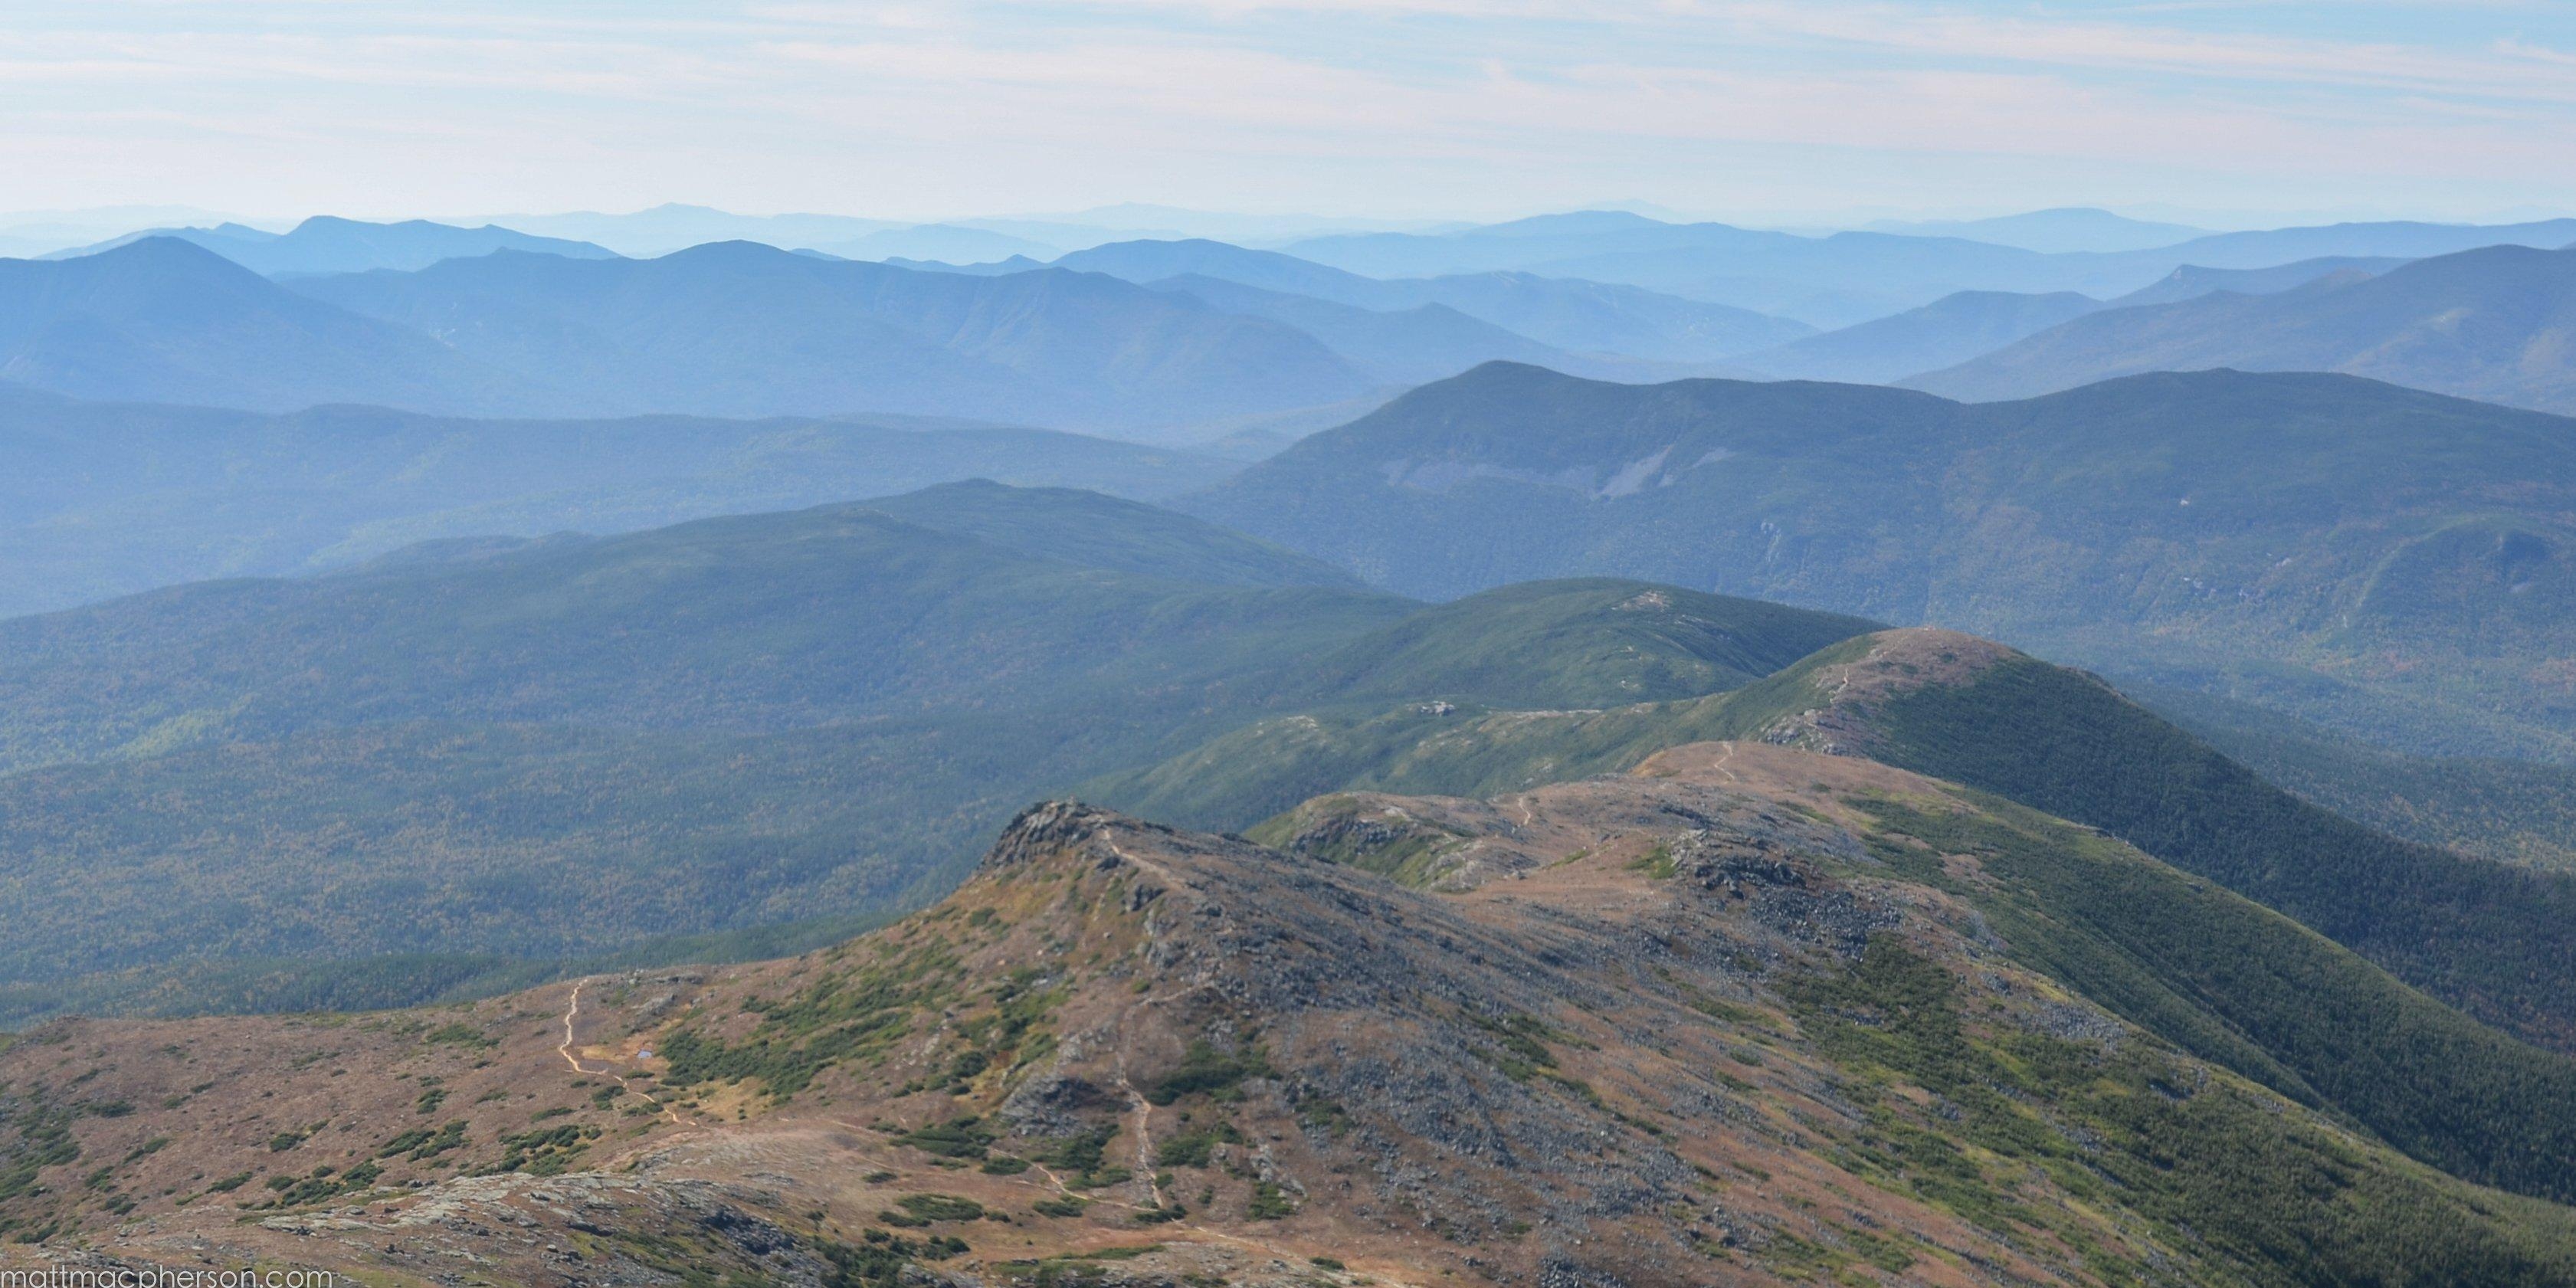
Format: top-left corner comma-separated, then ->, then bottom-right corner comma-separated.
7,746 -> 2576,1286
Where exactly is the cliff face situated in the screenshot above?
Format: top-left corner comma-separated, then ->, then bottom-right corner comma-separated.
8,746 -> 2576,1286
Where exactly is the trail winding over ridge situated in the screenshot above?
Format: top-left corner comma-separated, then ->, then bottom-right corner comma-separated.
557,977 -> 697,1126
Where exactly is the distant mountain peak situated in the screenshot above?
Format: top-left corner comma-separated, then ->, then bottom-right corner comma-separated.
92,231 -> 254,272
1472,208 -> 1676,236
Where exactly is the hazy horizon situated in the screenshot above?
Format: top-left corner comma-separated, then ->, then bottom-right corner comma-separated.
5,199 -> 2568,249
8,2 -> 2575,228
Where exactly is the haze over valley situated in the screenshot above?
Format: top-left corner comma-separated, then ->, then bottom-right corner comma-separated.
11,3 -> 2576,1283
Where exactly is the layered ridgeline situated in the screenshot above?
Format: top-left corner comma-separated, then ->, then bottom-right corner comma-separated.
2109,256 -> 2409,307
286,241 -> 1379,430
15,751 -> 2576,1286
1053,237 -> 1812,363
1097,628 -> 2576,1057
0,237 -> 539,412
1139,273 -> 1701,386
1728,254 -> 2395,385
0,238 -> 1381,432
0,483 -> 1875,1020
1279,210 -> 2576,324
1861,207 -> 2207,252
17,223 -> 2559,443
49,215 -> 620,276
1730,290 -> 2102,385
1183,362 -> 2576,753
0,387 -> 1238,618
1912,242 -> 2576,414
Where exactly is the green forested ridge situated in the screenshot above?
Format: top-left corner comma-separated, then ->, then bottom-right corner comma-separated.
1087,678 -> 1781,830
1783,943 -> 2576,1288
2141,683 -> 2576,871
1181,362 -> 2576,753
1864,654 -> 2576,1053
856,480 -> 1357,589
1843,793 -> 2576,1209
1285,578 -> 1880,710
0,719 -> 1006,985
0,492 -> 1404,1011
0,500 -> 1415,777
0,489 -> 1877,1021
1086,637 -> 1876,829
1785,930 -> 2576,1285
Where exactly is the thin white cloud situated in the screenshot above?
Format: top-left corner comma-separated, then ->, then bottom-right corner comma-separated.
0,0 -> 2570,219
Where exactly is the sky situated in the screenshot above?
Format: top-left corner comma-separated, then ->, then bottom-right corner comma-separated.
5,1 -> 2575,228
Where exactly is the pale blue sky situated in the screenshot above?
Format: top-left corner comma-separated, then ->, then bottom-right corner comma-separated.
4,2 -> 2573,225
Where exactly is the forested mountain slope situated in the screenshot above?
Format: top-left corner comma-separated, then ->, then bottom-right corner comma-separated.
0,486 -> 1877,1020
1184,362 -> 2576,752
2141,683 -> 2576,873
